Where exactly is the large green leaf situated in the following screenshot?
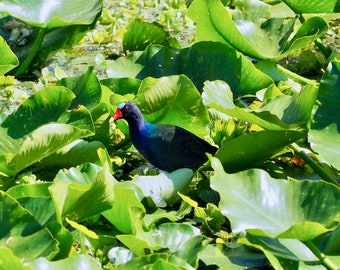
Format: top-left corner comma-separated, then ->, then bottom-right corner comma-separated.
1,86 -> 75,138
0,86 -> 95,177
0,36 -> 18,75
101,77 -> 141,98
309,60 -> 340,170
210,158 -> 340,239
26,255 -> 102,270
0,122 -> 94,177
123,19 -> 181,52
7,183 -> 55,226
202,81 -> 290,130
0,191 -> 59,262
49,161 -> 115,222
0,0 -> 101,76
40,139 -> 108,169
107,43 -> 272,96
117,223 -> 204,267
131,168 -> 194,206
258,84 -> 318,126
214,130 -> 304,172
187,0 -> 328,60
0,0 -> 102,28
102,188 -> 145,234
56,67 -> 102,111
202,80 -> 235,110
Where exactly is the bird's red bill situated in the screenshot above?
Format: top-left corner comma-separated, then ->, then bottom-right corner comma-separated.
113,108 -> 123,120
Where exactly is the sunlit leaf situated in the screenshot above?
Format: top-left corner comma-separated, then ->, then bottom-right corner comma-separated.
7,183 -> 55,226
0,191 -> 59,261
0,86 -> 95,177
259,84 -> 318,126
123,19 -> 181,52
0,0 -> 102,28
0,247 -> 32,270
309,60 -> 340,169
0,36 -> 18,75
102,188 -> 145,233
57,67 -> 101,111
50,162 -> 115,222
117,223 -> 204,267
26,255 -> 102,270
40,139 -> 108,169
202,80 -> 235,109
187,0 -> 328,60
178,193 -> 198,208
211,158 -> 340,239
132,168 -> 194,206
0,122 -> 94,177
1,86 -> 75,138
108,247 -> 135,265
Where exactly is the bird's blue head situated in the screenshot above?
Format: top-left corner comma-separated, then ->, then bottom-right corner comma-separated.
113,102 -> 142,121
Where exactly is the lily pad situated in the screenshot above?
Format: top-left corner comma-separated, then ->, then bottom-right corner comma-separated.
309,60 -> 340,169
211,158 -> 340,239
0,0 -> 102,28
123,19 -> 181,52
187,0 -> 328,60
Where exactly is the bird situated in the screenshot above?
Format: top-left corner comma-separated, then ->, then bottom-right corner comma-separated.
112,101 -> 217,172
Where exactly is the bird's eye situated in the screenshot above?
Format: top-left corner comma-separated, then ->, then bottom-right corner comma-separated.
123,106 -> 128,112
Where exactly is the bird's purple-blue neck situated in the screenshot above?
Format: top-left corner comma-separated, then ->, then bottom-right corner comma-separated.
128,112 -> 147,136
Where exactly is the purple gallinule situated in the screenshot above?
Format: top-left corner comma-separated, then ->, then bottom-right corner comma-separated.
113,102 -> 217,171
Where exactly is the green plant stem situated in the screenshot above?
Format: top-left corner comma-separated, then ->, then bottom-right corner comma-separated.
304,240 -> 338,270
276,64 -> 318,86
15,28 -> 47,76
290,143 -> 339,186
314,39 -> 332,59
